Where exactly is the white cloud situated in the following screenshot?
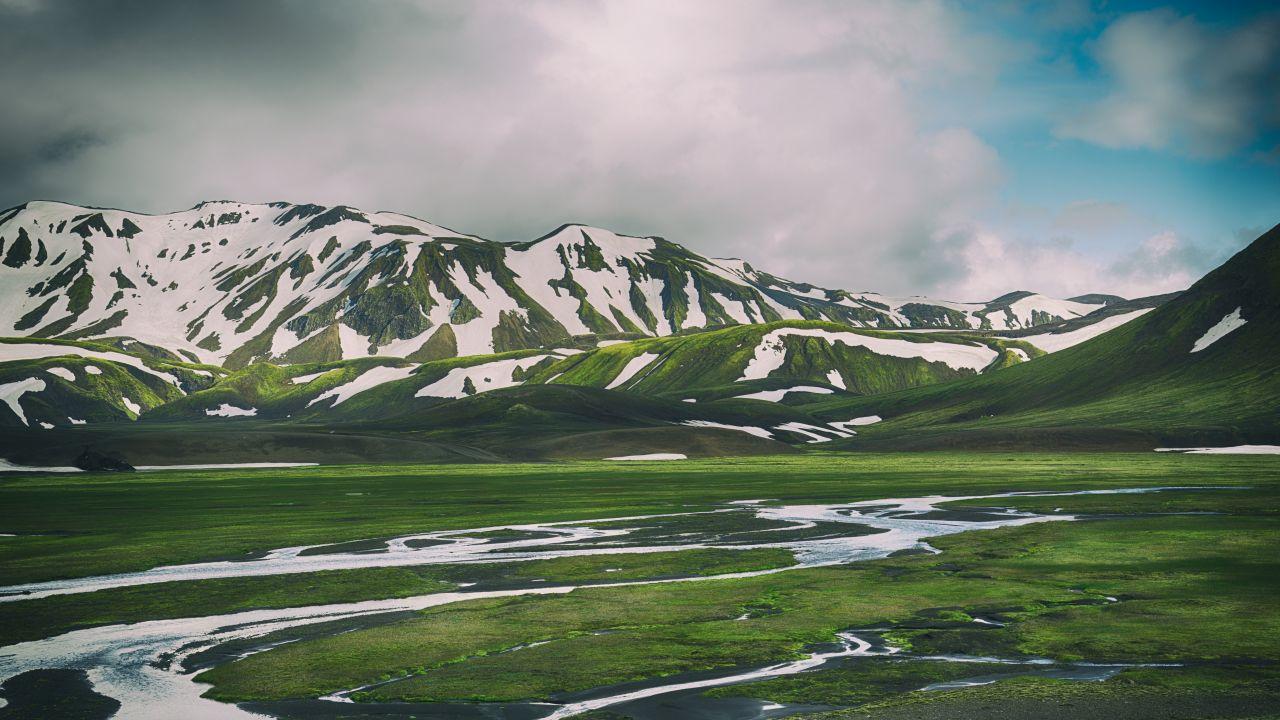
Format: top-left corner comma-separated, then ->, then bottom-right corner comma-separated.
930,225 -> 1236,302
1055,9 -> 1280,157
0,0 -> 1008,295
1,1 -> 1264,302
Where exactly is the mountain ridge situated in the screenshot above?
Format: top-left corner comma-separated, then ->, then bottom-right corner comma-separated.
0,219 -> 1273,461
0,199 -> 1125,369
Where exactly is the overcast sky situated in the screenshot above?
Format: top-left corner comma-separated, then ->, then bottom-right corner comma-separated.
2,0 -> 1277,300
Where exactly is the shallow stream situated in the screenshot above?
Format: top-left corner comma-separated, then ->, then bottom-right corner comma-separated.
0,487 -> 1201,719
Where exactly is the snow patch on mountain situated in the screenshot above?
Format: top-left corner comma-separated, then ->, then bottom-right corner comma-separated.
680,274 -> 709,329
736,386 -> 833,402
0,458 -> 81,473
681,420 -> 774,439
1019,309 -> 1152,354
605,352 -> 660,390
711,293 -> 754,324
738,328 -> 998,381
828,415 -> 881,432
337,325 -> 372,360
309,365 -> 417,407
1190,307 -> 1247,353
0,342 -> 182,387
290,371 -> 328,385
0,378 -> 45,425
1156,445 -> 1280,454
415,355 -> 552,399
205,403 -> 257,417
1005,295 -> 1097,328
774,422 -> 851,443
46,367 -> 75,382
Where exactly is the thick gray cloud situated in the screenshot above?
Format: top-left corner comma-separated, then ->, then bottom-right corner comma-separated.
0,0 -> 1011,295
0,1 -> 1269,299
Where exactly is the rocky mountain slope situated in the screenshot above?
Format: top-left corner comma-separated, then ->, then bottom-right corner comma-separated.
0,200 -> 1117,369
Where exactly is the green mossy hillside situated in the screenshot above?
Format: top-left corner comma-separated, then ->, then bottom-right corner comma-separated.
0,338 -> 223,428
527,321 -> 1008,398
806,223 -> 1280,449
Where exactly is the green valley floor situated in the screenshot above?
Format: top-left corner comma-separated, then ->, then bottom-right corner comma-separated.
0,453 -> 1277,720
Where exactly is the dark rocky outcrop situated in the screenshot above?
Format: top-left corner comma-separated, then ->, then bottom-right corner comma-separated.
74,447 -> 135,472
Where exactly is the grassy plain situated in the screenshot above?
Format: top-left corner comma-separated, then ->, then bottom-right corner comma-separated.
3,453 -> 1278,717
4,453 -> 1271,583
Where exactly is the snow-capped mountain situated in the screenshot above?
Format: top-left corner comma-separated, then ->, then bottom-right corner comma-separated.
0,200 -> 1114,367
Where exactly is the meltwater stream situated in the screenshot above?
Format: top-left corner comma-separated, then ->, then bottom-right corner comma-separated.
0,487 -> 1202,719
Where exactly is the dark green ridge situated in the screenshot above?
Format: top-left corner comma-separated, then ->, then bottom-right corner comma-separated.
808,223 -> 1280,449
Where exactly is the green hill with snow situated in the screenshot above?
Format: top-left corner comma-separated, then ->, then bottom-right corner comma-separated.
2,200 -> 1273,464
805,224 -> 1280,449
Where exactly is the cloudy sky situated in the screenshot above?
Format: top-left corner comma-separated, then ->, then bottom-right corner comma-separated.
1,0 -> 1277,300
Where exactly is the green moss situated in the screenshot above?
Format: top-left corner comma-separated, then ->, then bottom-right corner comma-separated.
549,268 -> 620,334
287,253 -> 314,284
213,257 -> 268,293
342,283 -> 433,349
0,569 -> 456,647
707,658 -> 1009,707
407,324 -> 458,362
223,296 -> 310,369
372,224 -> 430,236
314,240 -> 371,284
280,324 -> 342,364
60,310 -> 127,340
184,480 -> 1279,705
628,282 -> 660,333
117,218 -> 142,238
2,228 -> 32,267
450,297 -> 481,324
110,267 -> 137,289
609,306 -> 643,334
196,333 -> 222,352
223,265 -> 288,331
288,206 -> 368,240
898,302 -> 970,328
67,213 -> 113,238
491,309 -> 561,353
316,236 -> 340,263
14,297 -> 58,331
538,320 -> 989,398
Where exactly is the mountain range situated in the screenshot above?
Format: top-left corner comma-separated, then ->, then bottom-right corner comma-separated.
0,200 -> 1129,367
0,199 -> 1272,466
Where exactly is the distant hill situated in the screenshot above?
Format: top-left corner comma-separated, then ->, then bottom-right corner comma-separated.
806,224 -> 1280,449
1068,293 -> 1127,305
